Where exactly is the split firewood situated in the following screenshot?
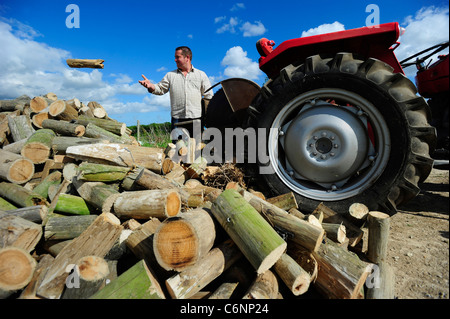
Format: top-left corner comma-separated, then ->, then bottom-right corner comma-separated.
36,213 -> 123,299
153,208 -> 215,272
211,189 -> 287,274
242,270 -> 279,299
209,282 -> 239,299
0,215 -> 42,252
18,254 -> 54,299
66,143 -> 164,173
266,192 -> 298,211
66,59 -> 104,69
0,149 -> 35,185
312,239 -> 374,299
0,246 -> 37,299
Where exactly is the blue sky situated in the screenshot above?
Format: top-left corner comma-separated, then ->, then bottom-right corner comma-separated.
0,0 -> 448,126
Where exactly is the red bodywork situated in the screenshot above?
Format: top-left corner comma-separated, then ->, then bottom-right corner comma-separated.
259,22 -> 404,79
416,54 -> 449,97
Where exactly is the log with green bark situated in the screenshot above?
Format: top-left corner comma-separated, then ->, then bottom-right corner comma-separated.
76,114 -> 126,135
0,197 -> 17,210
21,129 -> 56,164
72,180 -> 120,212
44,215 -> 98,240
0,182 -> 48,208
32,170 -> 62,199
84,123 -> 126,144
77,162 -> 131,182
41,119 -> 85,137
211,189 -> 287,274
54,193 -> 91,215
0,205 -> 47,223
90,259 -> 165,299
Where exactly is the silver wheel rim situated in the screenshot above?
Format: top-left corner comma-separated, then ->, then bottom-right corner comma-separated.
268,88 -> 391,201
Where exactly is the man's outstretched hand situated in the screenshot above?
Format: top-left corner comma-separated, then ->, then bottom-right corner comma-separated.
139,74 -> 153,90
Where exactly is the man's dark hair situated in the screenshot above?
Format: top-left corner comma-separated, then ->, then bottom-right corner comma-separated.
176,46 -> 192,61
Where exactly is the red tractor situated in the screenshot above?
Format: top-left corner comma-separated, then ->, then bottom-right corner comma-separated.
204,22 -> 438,215
400,41 -> 449,162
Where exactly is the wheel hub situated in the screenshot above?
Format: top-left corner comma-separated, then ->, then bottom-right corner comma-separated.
278,99 -> 376,189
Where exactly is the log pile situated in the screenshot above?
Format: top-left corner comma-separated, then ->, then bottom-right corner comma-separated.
0,94 -> 395,300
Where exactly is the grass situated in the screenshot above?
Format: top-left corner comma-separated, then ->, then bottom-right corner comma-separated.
128,122 -> 171,148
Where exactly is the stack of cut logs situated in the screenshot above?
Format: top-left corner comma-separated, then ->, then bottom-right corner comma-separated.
0,94 -> 395,299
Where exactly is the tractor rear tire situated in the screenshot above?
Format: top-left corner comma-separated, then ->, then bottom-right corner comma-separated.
248,53 -> 436,215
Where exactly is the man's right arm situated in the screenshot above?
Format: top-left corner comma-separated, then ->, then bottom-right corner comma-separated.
139,74 -> 156,93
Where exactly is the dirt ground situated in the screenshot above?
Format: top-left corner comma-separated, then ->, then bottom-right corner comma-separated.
386,166 -> 449,299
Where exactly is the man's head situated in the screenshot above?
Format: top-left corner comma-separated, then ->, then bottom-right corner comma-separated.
175,46 -> 192,71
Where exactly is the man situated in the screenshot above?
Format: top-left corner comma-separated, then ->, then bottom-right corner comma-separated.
139,46 -> 213,141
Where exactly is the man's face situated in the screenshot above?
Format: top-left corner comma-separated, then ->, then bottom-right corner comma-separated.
175,50 -> 190,70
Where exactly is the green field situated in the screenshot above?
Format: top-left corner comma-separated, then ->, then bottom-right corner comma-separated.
128,122 -> 171,148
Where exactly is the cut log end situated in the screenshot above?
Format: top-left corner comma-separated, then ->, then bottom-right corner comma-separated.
256,242 -> 287,275
0,247 -> 36,291
21,143 -> 51,164
7,159 -> 35,184
292,273 -> 311,296
77,256 -> 110,282
166,191 -> 181,217
154,220 -> 198,270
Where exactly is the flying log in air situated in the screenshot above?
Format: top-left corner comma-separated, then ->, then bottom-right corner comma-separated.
66,59 -> 104,69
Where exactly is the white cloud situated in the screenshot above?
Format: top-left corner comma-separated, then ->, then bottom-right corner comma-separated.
216,17 -> 239,34
301,21 -> 345,37
230,3 -> 245,12
395,6 -> 449,78
157,66 -> 168,72
221,46 -> 263,80
214,16 -> 226,24
0,19 -> 166,117
240,21 -> 267,37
